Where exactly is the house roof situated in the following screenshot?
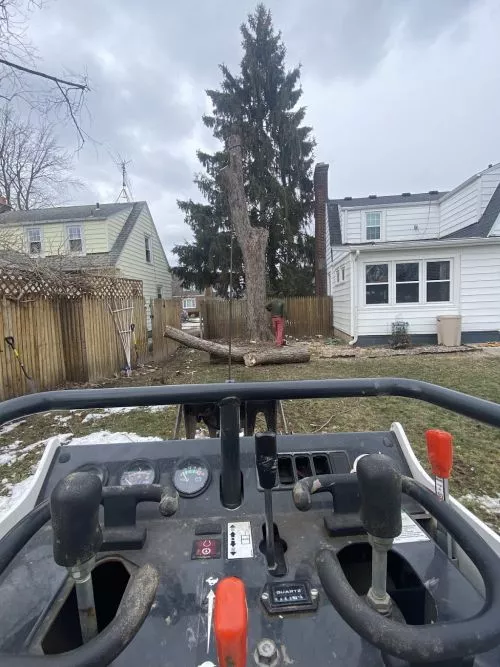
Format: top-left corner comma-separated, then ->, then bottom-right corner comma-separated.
441,181 -> 500,239
331,191 -> 446,209
0,202 -> 132,225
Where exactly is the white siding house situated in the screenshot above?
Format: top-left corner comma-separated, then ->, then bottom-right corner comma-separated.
319,162 -> 500,345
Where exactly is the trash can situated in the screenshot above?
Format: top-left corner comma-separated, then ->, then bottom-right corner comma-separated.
436,315 -> 462,346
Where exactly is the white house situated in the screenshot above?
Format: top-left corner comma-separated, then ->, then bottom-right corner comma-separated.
314,162 -> 500,345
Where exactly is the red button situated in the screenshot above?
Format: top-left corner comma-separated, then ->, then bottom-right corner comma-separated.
192,538 -> 221,559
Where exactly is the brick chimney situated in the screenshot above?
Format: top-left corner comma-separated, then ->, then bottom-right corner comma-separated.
314,162 -> 329,296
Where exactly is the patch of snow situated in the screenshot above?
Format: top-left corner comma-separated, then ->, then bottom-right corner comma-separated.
0,420 -> 26,435
461,494 -> 500,515
0,452 -> 16,466
54,415 -> 72,424
0,475 -> 35,514
67,430 -> 162,446
82,405 -> 169,423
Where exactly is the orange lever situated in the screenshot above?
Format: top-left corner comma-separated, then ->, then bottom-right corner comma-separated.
425,429 -> 453,479
214,577 -> 248,667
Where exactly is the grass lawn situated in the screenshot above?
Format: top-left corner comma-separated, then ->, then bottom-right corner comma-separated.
1,348 -> 500,530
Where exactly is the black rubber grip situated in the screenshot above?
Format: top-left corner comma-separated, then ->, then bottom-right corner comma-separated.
357,454 -> 402,539
317,476 -> 500,662
255,432 -> 278,490
51,472 -> 103,568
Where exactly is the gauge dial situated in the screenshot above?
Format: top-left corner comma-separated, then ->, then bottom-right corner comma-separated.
172,458 -> 211,497
120,460 -> 156,486
76,464 -> 108,486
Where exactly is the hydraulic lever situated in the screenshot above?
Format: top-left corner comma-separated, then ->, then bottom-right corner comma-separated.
357,454 -> 402,615
50,472 -> 103,642
255,432 -> 278,571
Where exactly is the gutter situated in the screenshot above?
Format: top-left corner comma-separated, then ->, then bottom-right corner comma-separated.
348,250 -> 359,346
344,236 -> 500,253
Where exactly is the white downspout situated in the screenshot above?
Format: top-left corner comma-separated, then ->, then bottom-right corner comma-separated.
349,250 -> 360,346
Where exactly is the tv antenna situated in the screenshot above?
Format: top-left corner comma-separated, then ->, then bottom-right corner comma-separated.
115,157 -> 133,203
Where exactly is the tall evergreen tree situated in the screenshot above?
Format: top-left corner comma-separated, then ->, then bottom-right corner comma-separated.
174,4 -> 315,311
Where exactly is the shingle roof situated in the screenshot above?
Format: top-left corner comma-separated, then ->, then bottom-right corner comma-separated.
0,202 -> 132,225
442,181 -> 500,239
327,201 -> 342,245
109,201 -> 145,262
331,191 -> 446,208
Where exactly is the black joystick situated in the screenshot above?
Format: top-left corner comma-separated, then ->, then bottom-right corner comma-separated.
255,432 -> 278,571
51,472 -> 103,642
357,454 -> 402,615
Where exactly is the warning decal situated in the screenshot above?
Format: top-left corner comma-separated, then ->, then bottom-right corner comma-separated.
394,512 -> 430,544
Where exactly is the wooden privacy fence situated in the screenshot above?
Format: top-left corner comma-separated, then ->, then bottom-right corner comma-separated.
151,298 -> 182,363
0,295 -> 183,400
203,296 -> 333,340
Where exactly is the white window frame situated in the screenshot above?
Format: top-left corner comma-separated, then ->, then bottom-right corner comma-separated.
182,297 -> 196,309
341,265 -> 345,282
395,261 -> 420,304
363,258 -> 453,307
364,211 -> 383,242
365,263 -> 389,305
157,285 -> 163,299
145,235 -> 152,263
66,224 -> 84,254
26,227 -> 42,256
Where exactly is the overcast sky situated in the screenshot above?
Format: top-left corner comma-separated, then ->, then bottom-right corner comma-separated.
27,0 -> 500,263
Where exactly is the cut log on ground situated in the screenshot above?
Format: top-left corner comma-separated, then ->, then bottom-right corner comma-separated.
163,325 -> 246,362
243,347 -> 310,367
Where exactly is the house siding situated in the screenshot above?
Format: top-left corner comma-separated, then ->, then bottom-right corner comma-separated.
343,203 -> 440,244
0,220 -> 108,255
439,179 -> 479,237
115,205 -> 172,320
331,255 -> 352,336
355,244 -> 500,339
479,165 -> 500,215
460,245 -> 500,332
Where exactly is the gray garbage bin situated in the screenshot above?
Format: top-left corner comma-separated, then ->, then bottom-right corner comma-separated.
436,315 -> 462,346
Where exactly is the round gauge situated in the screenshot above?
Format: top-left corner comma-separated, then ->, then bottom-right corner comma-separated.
172,458 -> 211,498
75,464 -> 108,486
120,460 -> 157,486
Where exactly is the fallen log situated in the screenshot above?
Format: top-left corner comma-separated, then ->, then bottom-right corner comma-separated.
243,347 -> 310,367
163,325 -> 246,362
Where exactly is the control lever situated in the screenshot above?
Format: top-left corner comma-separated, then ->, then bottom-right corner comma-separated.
357,454 -> 402,615
255,432 -> 278,571
50,472 -> 103,642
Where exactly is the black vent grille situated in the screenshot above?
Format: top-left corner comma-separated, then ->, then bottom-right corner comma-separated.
257,451 -> 350,491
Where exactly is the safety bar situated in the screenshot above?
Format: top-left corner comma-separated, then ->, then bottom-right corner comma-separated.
0,378 -> 499,428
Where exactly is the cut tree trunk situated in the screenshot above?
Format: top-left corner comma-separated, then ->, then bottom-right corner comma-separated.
243,347 -> 310,367
222,134 -> 270,342
164,325 -> 246,362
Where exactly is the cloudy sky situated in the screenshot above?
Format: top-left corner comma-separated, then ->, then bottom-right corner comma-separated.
27,0 -> 500,263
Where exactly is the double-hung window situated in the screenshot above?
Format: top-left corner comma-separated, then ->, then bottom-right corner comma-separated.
67,225 -> 83,253
396,262 -> 419,303
426,261 -> 450,302
27,228 -> 42,255
365,212 -> 381,241
365,259 -> 451,305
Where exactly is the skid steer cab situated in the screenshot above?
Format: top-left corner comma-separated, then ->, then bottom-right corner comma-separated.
1,377 -> 500,666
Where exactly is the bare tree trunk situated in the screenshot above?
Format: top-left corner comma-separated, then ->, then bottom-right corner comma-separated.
164,324 -> 246,361
243,347 -> 310,367
222,134 -> 270,342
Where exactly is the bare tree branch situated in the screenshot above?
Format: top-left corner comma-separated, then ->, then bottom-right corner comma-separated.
0,57 -> 88,90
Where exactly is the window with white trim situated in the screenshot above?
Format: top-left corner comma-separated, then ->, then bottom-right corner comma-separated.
157,285 -> 163,299
335,268 -> 340,283
67,225 -> 83,253
396,262 -> 419,303
426,261 -> 450,302
183,297 -> 196,309
27,227 -> 42,255
145,235 -> 152,263
341,265 -> 345,282
365,212 -> 381,241
365,263 -> 389,304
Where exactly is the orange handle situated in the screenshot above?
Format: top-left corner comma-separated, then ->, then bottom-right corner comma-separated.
425,429 -> 453,479
214,577 -> 248,667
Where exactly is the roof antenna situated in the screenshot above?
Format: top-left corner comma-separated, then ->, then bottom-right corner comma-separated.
115,156 -> 133,203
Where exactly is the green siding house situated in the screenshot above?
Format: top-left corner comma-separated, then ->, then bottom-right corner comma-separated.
0,201 -> 172,309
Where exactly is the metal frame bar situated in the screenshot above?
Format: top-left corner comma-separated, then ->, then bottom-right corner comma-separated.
0,378 -> 499,427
